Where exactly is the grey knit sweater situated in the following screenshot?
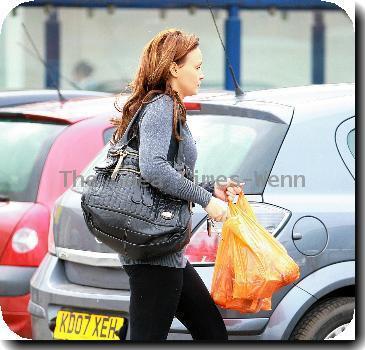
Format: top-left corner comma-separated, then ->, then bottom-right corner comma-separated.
118,93 -> 215,268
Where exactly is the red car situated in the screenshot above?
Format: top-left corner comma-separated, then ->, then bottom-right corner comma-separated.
0,94 -> 121,338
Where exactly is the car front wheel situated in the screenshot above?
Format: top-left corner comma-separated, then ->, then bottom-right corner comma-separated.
289,297 -> 355,340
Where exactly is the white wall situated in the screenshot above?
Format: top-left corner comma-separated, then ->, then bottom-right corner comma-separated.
0,6 -> 355,92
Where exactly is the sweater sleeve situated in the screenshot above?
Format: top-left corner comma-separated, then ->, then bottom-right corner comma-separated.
138,95 -> 212,208
198,180 -> 216,196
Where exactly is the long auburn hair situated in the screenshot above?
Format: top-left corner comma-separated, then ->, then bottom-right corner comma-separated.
110,28 -> 199,145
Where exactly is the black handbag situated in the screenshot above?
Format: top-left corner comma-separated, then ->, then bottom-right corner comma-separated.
81,97 -> 194,260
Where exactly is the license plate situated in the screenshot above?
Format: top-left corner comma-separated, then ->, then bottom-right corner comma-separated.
53,310 -> 126,340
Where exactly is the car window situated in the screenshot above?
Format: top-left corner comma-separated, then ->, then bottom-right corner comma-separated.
347,129 -> 355,158
74,112 -> 288,195
187,113 -> 288,194
0,116 -> 67,202
103,127 -> 116,145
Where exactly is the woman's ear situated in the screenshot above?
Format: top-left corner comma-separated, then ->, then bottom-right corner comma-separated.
169,62 -> 179,78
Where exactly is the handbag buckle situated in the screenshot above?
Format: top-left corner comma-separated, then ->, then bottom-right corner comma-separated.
161,211 -> 174,220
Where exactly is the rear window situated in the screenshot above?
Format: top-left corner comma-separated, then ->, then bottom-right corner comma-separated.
0,117 -> 67,202
187,113 -> 288,194
75,111 -> 288,195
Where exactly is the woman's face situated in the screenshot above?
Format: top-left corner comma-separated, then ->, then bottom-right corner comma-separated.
169,47 -> 204,99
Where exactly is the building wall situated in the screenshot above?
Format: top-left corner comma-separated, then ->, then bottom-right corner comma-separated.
0,6 -> 354,92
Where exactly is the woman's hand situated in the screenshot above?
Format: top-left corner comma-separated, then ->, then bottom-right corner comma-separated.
213,178 -> 245,202
203,197 -> 228,222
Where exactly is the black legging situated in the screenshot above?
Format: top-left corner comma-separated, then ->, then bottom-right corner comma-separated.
123,260 -> 228,341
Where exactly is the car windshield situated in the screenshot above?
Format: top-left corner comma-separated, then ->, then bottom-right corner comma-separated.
74,111 -> 288,195
0,116 -> 67,202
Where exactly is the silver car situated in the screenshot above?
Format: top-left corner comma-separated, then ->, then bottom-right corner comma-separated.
29,83 -> 355,340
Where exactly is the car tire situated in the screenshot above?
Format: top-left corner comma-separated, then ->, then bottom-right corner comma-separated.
289,297 -> 355,340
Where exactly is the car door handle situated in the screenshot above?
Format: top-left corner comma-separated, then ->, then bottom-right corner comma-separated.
293,232 -> 302,240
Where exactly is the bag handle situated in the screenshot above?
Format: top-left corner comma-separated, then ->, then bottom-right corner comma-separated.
118,104 -> 145,147
176,116 -> 186,165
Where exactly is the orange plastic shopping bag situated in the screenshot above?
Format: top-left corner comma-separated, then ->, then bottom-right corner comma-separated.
210,192 -> 300,313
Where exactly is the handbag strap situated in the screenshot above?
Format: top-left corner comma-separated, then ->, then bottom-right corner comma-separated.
118,103 -> 145,146
176,116 -> 186,164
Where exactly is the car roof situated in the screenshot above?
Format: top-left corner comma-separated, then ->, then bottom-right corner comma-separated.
185,83 -> 354,106
0,89 -> 110,108
0,94 -> 121,124
241,83 -> 354,106
0,83 -> 354,124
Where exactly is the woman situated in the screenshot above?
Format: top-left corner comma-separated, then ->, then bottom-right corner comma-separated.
110,28 -> 243,341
